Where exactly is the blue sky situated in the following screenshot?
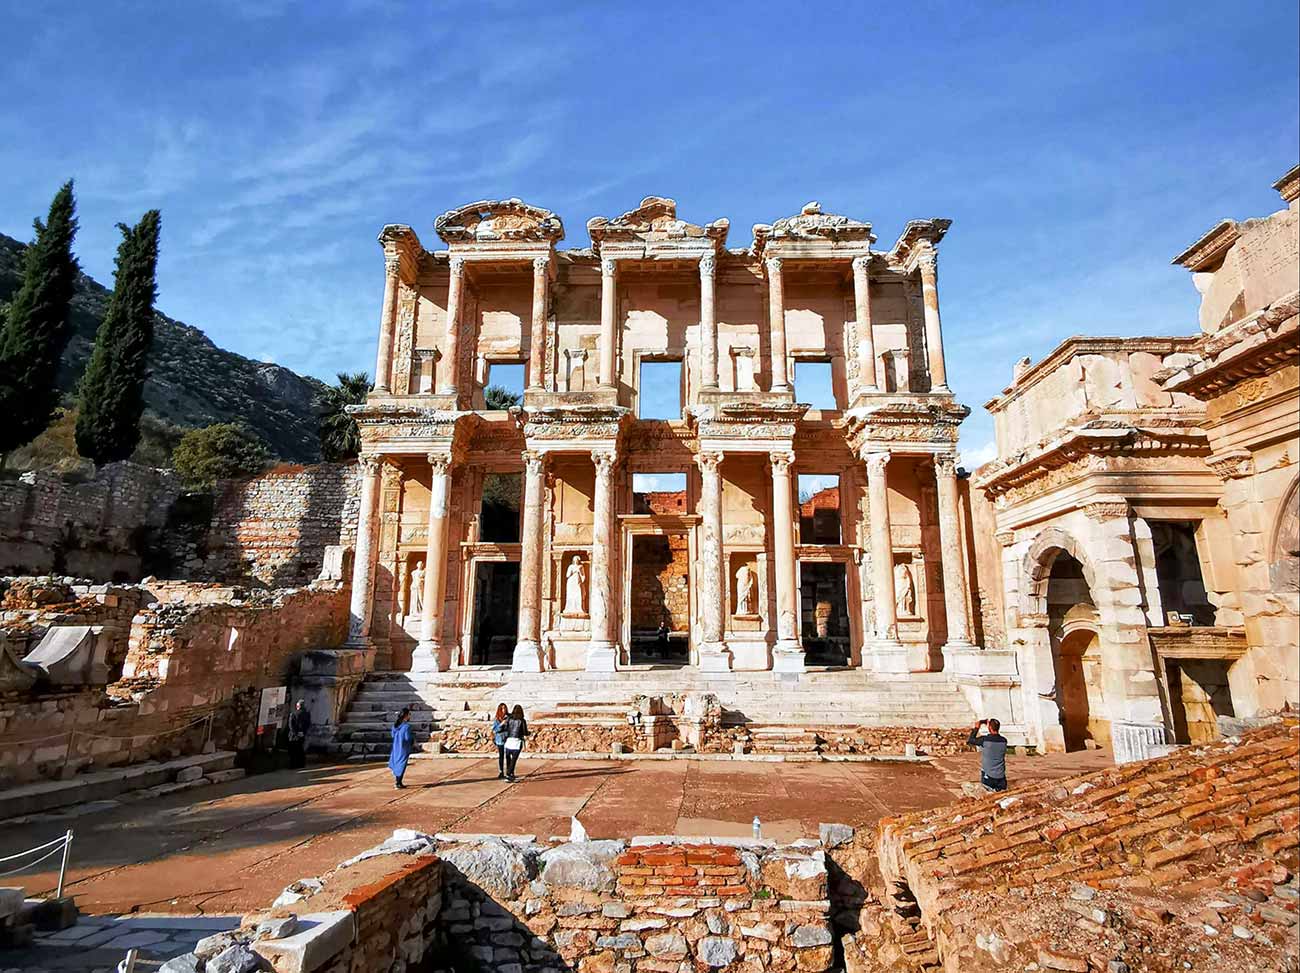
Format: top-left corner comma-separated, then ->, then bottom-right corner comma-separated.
2,1 -> 1296,463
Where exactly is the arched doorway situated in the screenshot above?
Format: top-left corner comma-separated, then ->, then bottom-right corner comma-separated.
1044,554 -> 1106,752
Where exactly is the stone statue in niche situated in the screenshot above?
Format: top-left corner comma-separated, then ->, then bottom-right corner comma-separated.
563,556 -> 588,617
409,560 -> 425,617
894,562 -> 916,617
735,564 -> 757,616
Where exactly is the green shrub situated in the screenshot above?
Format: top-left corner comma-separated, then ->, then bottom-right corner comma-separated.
172,423 -> 268,488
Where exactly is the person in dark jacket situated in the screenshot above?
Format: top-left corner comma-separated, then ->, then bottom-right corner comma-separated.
491,703 -> 510,780
503,704 -> 528,782
967,718 -> 1009,792
287,700 -> 312,769
389,707 -> 415,789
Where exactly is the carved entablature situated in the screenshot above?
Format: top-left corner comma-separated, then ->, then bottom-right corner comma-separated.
1171,219 -> 1241,273
1147,625 -> 1248,661
349,404 -> 479,458
973,418 -> 1212,501
840,399 -> 971,456
1161,297 -> 1300,401
587,197 -> 729,258
688,401 -> 809,452
433,198 -> 564,246
378,224 -> 423,282
522,404 -> 631,453
752,201 -> 876,259
886,219 -> 953,273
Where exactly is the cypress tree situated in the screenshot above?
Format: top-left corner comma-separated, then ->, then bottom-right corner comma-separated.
75,210 -> 161,466
0,181 -> 79,464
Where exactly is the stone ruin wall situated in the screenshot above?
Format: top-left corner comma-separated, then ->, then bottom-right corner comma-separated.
190,832 -> 836,973
0,576 -> 349,787
0,460 -> 362,589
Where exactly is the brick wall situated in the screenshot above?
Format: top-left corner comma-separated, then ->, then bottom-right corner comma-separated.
630,533 -> 690,631
870,722 -> 1300,972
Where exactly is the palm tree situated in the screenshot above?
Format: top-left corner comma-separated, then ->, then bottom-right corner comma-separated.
484,384 -> 521,410
319,371 -> 370,461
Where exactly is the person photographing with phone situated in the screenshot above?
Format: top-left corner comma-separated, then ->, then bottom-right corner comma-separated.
967,717 -> 1009,792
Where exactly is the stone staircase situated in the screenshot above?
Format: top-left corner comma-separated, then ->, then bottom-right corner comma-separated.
329,667 -> 979,758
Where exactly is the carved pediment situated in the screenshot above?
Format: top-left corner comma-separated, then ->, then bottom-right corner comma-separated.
434,199 -> 564,245
888,219 -> 953,270
587,196 -> 729,249
753,201 -> 876,253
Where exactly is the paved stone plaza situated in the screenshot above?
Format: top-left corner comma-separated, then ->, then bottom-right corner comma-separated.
8,750 -> 1108,920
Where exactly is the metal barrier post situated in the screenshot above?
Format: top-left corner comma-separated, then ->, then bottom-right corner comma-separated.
118,947 -> 138,972
56,829 -> 73,898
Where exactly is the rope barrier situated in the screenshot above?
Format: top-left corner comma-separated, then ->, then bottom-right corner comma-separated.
0,710 -> 216,749
0,828 -> 73,893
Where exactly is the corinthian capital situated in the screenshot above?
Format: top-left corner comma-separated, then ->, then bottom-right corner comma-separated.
592,450 -> 617,476
913,242 -> 937,275
533,255 -> 550,274
696,450 -> 724,475
384,252 -> 401,276
522,449 -> 545,476
851,255 -> 871,275
765,256 -> 783,277
449,255 -> 466,278
427,452 -> 452,476
699,253 -> 716,278
601,257 -> 617,278
864,451 -> 890,477
357,454 -> 382,476
933,453 -> 957,478
768,450 -> 794,475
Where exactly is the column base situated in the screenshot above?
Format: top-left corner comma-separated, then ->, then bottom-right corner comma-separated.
697,642 -> 732,672
585,641 -> 618,673
410,640 -> 447,674
940,639 -> 976,672
869,640 -> 909,674
511,639 -> 543,673
772,640 -> 805,674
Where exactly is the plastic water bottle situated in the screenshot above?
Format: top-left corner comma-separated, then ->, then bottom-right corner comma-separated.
752,816 -> 761,840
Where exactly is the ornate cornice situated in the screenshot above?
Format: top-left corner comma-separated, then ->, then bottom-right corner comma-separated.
752,201 -> 876,258
522,404 -> 631,445
887,219 -> 951,273
434,198 -> 564,245
689,400 -> 809,442
1082,501 -> 1129,522
1172,219 -> 1240,271
1160,296 -> 1300,399
349,404 -> 478,449
1205,448 -> 1255,481
1274,163 -> 1300,204
841,399 -> 971,453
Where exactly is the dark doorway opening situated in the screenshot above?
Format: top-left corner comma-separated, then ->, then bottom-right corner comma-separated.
629,534 -> 689,665
480,473 -> 522,543
799,562 -> 850,666
472,562 -> 519,665
1167,659 -> 1236,745
1151,521 -> 1215,625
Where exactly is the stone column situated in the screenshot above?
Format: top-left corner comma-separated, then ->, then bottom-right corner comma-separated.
765,257 -> 790,391
512,450 -> 546,671
528,256 -> 549,392
851,255 -> 878,392
587,449 -> 618,671
933,454 -> 974,658
373,253 -> 400,393
345,455 -> 382,647
699,253 -> 719,390
437,256 -> 465,396
915,244 -> 949,392
411,453 -> 453,673
769,450 -> 804,670
865,450 -> 905,670
599,257 -> 618,389
695,450 -> 730,671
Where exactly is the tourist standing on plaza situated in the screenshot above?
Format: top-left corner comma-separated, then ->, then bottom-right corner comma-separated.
967,718 -> 1009,792
287,699 -> 312,769
492,703 -> 510,779
390,706 -> 414,789
503,704 -> 529,782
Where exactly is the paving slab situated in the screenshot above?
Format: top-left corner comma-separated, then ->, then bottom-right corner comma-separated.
1,748 -> 1114,916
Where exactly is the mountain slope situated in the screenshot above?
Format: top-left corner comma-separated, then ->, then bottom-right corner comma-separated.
0,232 -> 328,463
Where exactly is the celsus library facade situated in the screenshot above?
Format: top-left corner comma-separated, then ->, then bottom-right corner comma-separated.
344,172 -> 1298,755
346,197 -> 978,680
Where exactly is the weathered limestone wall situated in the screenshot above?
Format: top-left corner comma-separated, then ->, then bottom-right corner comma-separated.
0,578 -> 349,786
0,461 -> 362,589
0,463 -> 184,580
203,462 -> 362,587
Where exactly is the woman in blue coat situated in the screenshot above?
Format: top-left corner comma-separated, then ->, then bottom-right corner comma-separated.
389,706 -> 414,789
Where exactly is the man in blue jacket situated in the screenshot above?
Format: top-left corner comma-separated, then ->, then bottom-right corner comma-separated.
967,718 -> 1009,792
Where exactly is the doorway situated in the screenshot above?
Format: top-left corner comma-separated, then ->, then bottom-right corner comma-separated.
629,533 -> 689,664
799,562 -> 850,666
1167,659 -> 1235,744
1054,627 -> 1102,751
471,561 -> 519,665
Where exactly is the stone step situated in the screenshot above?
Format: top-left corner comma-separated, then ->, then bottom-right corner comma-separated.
0,751 -> 239,820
